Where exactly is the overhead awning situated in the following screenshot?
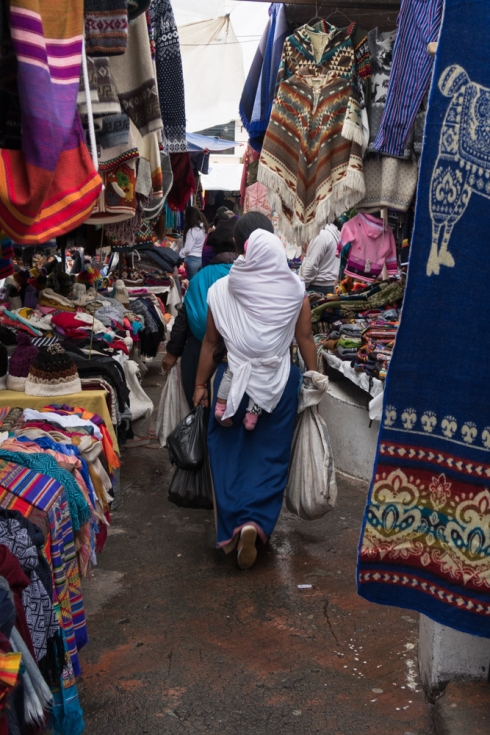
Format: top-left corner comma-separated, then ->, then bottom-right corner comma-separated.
200,164 -> 244,192
186,133 -> 242,152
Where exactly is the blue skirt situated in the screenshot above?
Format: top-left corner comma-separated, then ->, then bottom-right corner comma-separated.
208,363 -> 301,549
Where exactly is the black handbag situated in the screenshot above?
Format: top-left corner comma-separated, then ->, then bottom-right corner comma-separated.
166,406 -> 206,471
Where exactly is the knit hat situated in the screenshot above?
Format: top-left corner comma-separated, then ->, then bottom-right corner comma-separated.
72,283 -> 87,305
7,332 -> 39,392
25,344 -> 82,397
114,280 -> 130,308
0,344 -> 7,390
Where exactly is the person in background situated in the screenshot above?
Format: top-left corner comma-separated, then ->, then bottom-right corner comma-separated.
180,206 -> 209,280
299,222 -> 341,295
201,208 -> 235,268
193,212 -> 318,570
162,217 -> 239,407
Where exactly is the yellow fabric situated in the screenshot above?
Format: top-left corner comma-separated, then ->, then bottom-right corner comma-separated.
0,390 -> 119,453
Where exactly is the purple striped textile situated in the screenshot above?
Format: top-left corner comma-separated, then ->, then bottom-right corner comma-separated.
9,4 -> 83,169
372,0 -> 443,157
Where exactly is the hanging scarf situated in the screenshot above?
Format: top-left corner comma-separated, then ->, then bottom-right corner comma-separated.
150,0 -> 187,152
239,4 -> 288,152
208,229 -> 304,419
0,519 -> 58,662
0,0 -> 102,243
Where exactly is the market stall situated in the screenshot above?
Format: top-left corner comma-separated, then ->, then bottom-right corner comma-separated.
0,0 -> 194,730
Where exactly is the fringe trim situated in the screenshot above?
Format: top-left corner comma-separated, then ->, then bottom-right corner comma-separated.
341,119 -> 365,148
271,168 -> 366,244
257,164 -> 296,210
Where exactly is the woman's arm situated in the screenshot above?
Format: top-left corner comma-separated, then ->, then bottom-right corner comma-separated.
161,303 -> 190,372
295,298 -> 318,372
193,307 -> 223,407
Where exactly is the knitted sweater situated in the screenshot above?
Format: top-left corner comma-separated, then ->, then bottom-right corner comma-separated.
339,213 -> 398,284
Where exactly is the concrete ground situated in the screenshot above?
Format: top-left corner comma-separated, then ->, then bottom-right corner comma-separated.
78,360 -> 435,735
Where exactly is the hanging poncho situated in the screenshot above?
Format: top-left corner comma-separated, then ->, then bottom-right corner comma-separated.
258,22 -> 366,242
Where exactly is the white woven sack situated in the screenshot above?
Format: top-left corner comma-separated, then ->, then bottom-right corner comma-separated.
285,370 -> 337,520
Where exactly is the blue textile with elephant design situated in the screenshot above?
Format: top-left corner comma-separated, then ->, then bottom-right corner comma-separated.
357,0 -> 490,637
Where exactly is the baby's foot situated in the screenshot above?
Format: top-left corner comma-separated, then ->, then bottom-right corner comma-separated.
243,412 -> 259,431
215,401 -> 233,427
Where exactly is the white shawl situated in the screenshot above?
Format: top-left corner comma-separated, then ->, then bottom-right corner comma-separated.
207,229 -> 305,419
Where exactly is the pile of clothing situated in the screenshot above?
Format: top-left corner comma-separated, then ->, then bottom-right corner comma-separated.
310,279 -> 403,381
0,399 -> 122,734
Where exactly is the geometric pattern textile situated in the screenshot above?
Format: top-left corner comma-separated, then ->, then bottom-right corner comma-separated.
358,0 -> 490,638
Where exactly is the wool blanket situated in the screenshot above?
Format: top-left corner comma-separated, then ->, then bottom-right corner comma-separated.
239,3 -> 288,153
150,0 -> 187,152
358,0 -> 490,638
0,0 -> 102,244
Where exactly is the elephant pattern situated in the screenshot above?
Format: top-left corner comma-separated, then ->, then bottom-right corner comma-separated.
428,65 -> 490,276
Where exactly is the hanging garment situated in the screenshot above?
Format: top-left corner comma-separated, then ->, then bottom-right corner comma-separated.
84,0 -> 128,57
372,0 -> 443,157
207,229 -> 304,420
258,23 -> 366,242
358,0 -> 490,638
340,213 -> 397,284
357,156 -> 418,213
78,57 -> 122,118
356,27 -> 418,212
150,0 -> 187,152
0,0 -> 102,244
243,182 -> 271,217
239,3 -> 288,152
167,153 -> 196,211
366,28 -> 397,152
0,518 -> 58,663
109,12 -> 162,137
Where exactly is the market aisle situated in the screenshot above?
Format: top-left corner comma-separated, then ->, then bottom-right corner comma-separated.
78,361 -> 434,735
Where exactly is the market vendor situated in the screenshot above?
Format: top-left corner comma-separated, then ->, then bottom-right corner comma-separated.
299,222 -> 341,296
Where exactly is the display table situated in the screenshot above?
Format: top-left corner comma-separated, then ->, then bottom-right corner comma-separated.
322,351 -> 384,399
0,390 -> 119,453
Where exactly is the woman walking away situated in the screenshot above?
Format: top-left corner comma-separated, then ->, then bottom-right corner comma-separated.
180,206 -> 208,280
193,213 -> 318,570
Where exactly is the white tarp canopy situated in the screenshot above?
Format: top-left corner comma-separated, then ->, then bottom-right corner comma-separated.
201,164 -> 244,191
179,16 -> 245,133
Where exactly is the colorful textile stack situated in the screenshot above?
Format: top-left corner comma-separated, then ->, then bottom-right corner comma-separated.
0,0 -> 102,243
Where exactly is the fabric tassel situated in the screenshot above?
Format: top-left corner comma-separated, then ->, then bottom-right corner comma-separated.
11,628 -> 53,723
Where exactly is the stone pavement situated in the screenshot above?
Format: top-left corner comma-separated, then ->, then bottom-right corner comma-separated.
78,361 -> 435,735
